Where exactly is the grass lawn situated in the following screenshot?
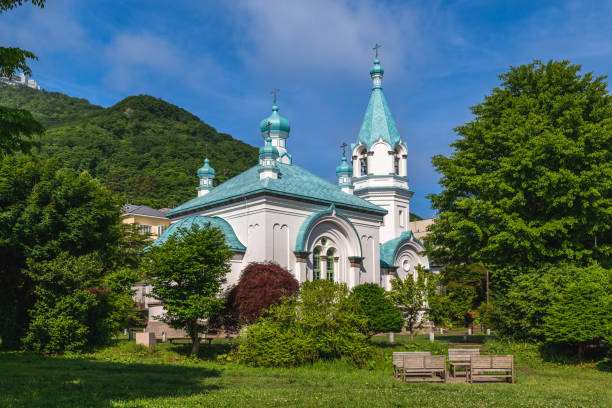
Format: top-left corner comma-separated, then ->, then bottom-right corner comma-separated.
1,335 -> 610,407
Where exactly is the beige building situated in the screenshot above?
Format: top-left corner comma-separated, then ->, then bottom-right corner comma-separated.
121,204 -> 171,240
408,218 -> 435,241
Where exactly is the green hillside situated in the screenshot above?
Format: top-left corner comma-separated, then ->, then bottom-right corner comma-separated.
0,84 -> 259,208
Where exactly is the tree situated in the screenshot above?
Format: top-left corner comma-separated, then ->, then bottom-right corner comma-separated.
0,156 -> 123,348
22,253 -> 133,353
233,262 -> 299,325
0,0 -> 46,156
144,223 -> 232,355
389,267 -> 434,341
350,283 -> 403,337
493,263 -> 611,358
542,265 -> 611,362
427,60 -> 612,291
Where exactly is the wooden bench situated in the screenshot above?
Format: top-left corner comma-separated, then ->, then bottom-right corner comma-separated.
468,355 -> 514,384
393,352 -> 430,380
399,354 -> 446,382
448,348 -> 480,377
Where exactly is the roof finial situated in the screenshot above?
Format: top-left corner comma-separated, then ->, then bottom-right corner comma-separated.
341,142 -> 347,157
373,43 -> 381,59
271,88 -> 280,105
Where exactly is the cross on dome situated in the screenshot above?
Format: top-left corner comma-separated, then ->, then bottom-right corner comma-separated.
373,43 -> 381,58
271,88 -> 280,105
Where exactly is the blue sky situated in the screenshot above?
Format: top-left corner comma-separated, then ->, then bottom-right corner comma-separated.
2,0 -> 612,217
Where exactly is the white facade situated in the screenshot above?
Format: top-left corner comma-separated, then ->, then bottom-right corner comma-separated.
144,57 -> 429,320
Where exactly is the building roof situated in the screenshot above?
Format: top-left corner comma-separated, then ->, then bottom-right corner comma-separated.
356,59 -> 402,150
379,230 -> 425,268
149,215 -> 246,252
166,163 -> 386,217
294,204 -> 362,255
122,204 -> 168,219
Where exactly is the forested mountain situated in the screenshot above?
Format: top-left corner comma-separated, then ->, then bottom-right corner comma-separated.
0,84 -> 259,208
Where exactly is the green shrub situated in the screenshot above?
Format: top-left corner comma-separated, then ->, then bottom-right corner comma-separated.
350,283 -> 403,335
238,280 -> 374,367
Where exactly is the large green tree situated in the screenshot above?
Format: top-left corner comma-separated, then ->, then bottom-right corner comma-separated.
144,224 -> 232,355
0,0 -> 45,156
0,156 -> 124,348
427,60 -> 612,289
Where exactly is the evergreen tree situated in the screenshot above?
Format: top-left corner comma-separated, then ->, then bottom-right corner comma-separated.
350,283 -> 403,336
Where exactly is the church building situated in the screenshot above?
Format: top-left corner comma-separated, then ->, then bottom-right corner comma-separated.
151,57 -> 429,290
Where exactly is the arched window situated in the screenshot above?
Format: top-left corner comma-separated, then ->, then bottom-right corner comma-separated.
326,248 -> 335,281
313,248 -> 321,280
360,157 -> 368,176
394,156 -> 400,175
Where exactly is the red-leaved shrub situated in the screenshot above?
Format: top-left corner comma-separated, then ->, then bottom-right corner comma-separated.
233,262 -> 299,324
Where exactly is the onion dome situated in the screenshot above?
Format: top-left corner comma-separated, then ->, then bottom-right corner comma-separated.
197,158 -> 215,177
369,58 -> 384,76
335,156 -> 353,175
259,105 -> 291,135
259,137 -> 280,158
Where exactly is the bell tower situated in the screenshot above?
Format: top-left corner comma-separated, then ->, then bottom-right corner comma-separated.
351,50 -> 413,242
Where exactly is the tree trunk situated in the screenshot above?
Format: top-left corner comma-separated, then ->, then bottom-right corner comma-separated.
409,330 -> 415,342
191,335 -> 200,355
389,332 -> 394,344
578,343 -> 584,364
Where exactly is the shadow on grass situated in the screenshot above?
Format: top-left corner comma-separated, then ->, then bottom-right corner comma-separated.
538,342 -> 610,367
158,340 -> 237,361
0,352 -> 220,407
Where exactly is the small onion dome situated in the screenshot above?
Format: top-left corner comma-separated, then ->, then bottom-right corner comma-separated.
370,58 -> 384,76
259,105 -> 291,134
197,158 -> 215,177
259,137 -> 280,158
335,156 -> 353,175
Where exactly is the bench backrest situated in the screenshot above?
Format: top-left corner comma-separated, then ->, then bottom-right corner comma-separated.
470,355 -> 513,369
400,354 -> 445,369
393,351 -> 430,366
448,348 -> 480,362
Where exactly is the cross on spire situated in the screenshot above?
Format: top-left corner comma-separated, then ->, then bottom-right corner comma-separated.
271,88 -> 280,105
341,142 -> 347,157
373,43 -> 381,58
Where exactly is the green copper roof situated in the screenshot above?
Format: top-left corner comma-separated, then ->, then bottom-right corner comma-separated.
149,215 -> 246,252
295,204 -> 362,255
370,58 -> 384,76
357,87 -> 401,149
357,59 -> 401,150
167,163 -> 386,217
335,156 -> 353,175
259,137 -> 280,157
379,230 -> 424,268
259,105 -> 290,134
197,158 -> 215,177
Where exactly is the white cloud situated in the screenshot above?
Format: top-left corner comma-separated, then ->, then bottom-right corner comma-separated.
0,0 -> 90,55
228,0 -> 432,81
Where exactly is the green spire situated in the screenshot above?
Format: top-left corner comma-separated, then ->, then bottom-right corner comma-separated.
356,58 -> 401,149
